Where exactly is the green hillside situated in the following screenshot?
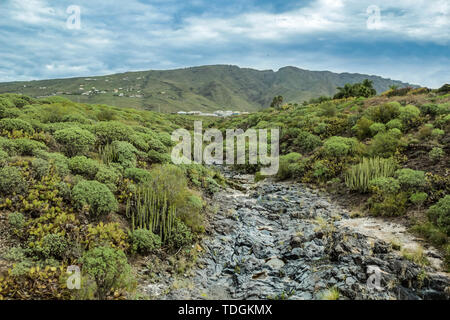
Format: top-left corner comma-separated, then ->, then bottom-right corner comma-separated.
0,65 -> 412,113
213,84 -> 450,270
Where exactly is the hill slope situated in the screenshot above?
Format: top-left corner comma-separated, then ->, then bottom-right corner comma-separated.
0,65 -> 412,112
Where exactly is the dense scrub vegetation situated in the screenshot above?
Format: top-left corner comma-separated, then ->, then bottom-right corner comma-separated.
0,94 -> 225,299
213,83 -> 450,269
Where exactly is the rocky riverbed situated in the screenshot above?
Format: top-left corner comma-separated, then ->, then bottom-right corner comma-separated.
141,171 -> 450,300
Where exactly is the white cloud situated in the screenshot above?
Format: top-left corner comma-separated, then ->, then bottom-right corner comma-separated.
0,0 -> 448,87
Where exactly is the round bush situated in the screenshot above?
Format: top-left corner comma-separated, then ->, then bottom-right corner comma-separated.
124,167 -> 152,184
72,180 -> 118,217
386,119 -> 403,131
13,138 -> 47,156
129,229 -> 162,254
92,121 -> 131,145
0,166 -> 26,194
81,246 -> 132,300
147,150 -> 171,164
369,131 -> 400,157
396,168 -> 426,189
294,131 -> 322,152
0,149 -> 8,167
323,136 -> 358,157
429,147 -> 444,162
410,192 -> 428,207
276,152 -> 302,180
428,195 -> 450,235
110,141 -> 138,168
0,118 -> 33,134
368,177 -> 400,195
35,151 -> 70,177
54,127 -> 96,157
167,219 -> 193,248
369,123 -> 386,136
32,158 -> 50,179
95,166 -> 121,192
39,233 -> 68,259
399,104 -> 420,126
8,212 -> 26,230
69,156 -> 101,179
431,128 -> 444,140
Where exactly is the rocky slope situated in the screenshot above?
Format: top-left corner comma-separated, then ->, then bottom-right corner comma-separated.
141,170 -> 450,300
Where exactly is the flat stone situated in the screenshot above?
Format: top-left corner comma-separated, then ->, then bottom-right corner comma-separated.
265,257 -> 285,270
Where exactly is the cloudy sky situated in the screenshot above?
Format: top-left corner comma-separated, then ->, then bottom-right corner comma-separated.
0,0 -> 448,87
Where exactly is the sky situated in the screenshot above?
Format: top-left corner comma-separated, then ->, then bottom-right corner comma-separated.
0,0 -> 449,87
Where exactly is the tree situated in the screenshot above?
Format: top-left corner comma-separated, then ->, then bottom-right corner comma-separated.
333,80 -> 377,99
270,96 -> 284,109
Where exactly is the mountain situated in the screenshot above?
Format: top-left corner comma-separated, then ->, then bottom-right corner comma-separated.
0,65 -> 413,112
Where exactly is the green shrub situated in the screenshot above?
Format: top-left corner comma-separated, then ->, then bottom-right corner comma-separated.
431,128 -> 445,140
72,180 -> 118,218
411,222 -> 447,246
369,131 -> 401,157
0,118 -> 33,133
81,246 -> 133,300
294,131 -> 322,153
95,167 -> 121,192
0,166 -> 26,194
368,192 -> 408,216
345,157 -> 397,192
92,121 -> 131,145
147,138 -> 167,153
276,152 -> 302,180
39,233 -> 68,259
124,167 -> 151,184
396,168 -> 426,189
353,116 -> 374,140
147,150 -> 171,164
313,122 -> 328,135
288,159 -> 308,178
167,218 -> 193,248
129,229 -> 162,254
8,212 -> 26,230
110,141 -> 138,168
35,151 -> 70,177
428,195 -> 450,235
13,138 -> 47,156
31,158 -> 50,179
369,123 -> 386,136
323,136 -> 359,157
399,104 -> 421,127
319,102 -> 337,117
418,124 -> 433,140
368,177 -> 401,195
410,192 -> 428,209
0,149 -> 8,167
54,127 -> 96,157
429,147 -> 444,162
419,103 -> 440,116
312,160 -> 332,181
386,119 -> 403,131
367,102 -> 401,123
69,156 -> 101,179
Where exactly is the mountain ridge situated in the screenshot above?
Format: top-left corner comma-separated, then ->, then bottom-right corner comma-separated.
0,65 -> 414,112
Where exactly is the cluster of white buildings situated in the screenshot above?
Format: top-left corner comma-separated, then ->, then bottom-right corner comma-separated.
176,110 -> 249,117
